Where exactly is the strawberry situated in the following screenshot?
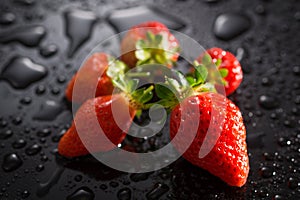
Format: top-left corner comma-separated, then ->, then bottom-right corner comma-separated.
58,94 -> 136,157
65,53 -> 127,103
170,92 -> 249,187
59,73 -> 155,157
197,48 -> 243,96
120,21 -> 180,68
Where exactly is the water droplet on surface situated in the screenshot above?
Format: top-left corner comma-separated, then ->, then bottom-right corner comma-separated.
107,6 -> 186,33
258,94 -> 280,109
0,25 -> 46,47
0,57 -> 47,89
37,128 -> 51,137
259,166 -> 273,178
293,66 -> 300,76
2,153 -> 23,172
235,47 -> 246,61
21,190 -> 30,199
146,183 -> 169,200
12,116 -> 22,125
20,96 -> 32,105
0,12 -> 16,25
74,175 -> 82,182
36,166 -> 65,197
35,85 -> 46,95
261,77 -> 273,86
0,130 -> 13,140
100,184 -> 107,190
255,5 -> 266,15
36,164 -> 44,172
33,100 -> 62,121
12,139 -> 26,149
109,181 -> 119,188
273,194 -> 284,200
64,9 -> 97,57
288,177 -> 299,189
39,44 -> 58,58
213,13 -> 251,40
25,144 -> 41,156
66,187 -> 95,200
117,188 -> 131,200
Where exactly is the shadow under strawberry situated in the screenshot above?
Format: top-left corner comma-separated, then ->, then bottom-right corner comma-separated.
62,155 -> 125,181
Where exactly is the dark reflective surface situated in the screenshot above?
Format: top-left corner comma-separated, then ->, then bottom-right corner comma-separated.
0,0 -> 299,199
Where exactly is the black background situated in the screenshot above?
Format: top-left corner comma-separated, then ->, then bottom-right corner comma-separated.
0,0 -> 299,199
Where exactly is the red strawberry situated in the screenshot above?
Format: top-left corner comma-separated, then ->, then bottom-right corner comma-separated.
121,21 -> 180,68
65,53 -> 118,103
197,48 -> 243,96
170,92 -> 249,187
58,94 -> 136,157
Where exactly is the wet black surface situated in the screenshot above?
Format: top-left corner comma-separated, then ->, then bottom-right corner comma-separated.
0,0 -> 300,199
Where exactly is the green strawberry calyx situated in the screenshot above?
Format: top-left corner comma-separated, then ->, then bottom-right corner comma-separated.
106,57 -> 154,116
135,31 -> 180,67
199,53 -> 229,86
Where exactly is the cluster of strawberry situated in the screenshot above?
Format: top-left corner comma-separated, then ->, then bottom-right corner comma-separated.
58,21 -> 249,187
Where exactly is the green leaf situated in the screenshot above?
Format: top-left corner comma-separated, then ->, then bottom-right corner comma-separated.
136,58 -> 151,66
195,82 -> 216,93
155,83 -> 175,100
202,53 -> 212,66
186,76 -> 196,86
219,68 -> 229,78
167,78 -> 180,91
106,59 -> 127,79
215,58 -> 222,67
154,52 -> 167,64
136,39 -> 146,49
154,35 -> 163,45
126,79 -> 139,93
146,31 -> 156,43
139,91 -> 153,104
135,49 -> 151,61
194,64 -> 208,84
175,71 -> 189,88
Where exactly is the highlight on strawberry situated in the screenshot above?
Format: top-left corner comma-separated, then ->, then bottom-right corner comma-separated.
121,21 -> 180,68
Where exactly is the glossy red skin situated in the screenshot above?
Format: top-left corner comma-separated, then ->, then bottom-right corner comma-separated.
58,94 -> 136,157
170,93 -> 249,187
120,21 -> 179,68
65,53 -> 114,103
198,48 -> 243,96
